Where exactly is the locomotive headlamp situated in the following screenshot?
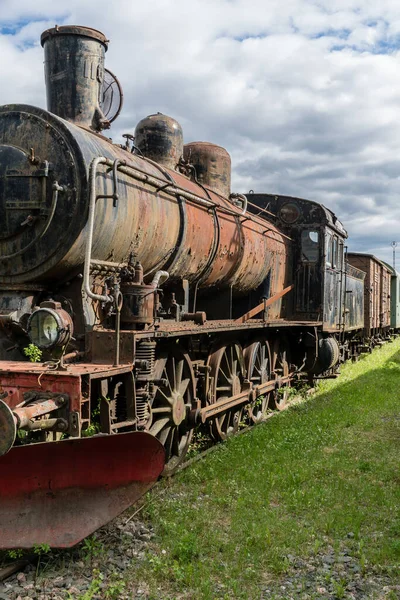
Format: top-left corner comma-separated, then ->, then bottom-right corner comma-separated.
27,302 -> 73,349
280,202 -> 301,224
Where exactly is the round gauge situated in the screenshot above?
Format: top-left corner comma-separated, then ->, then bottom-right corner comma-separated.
280,203 -> 301,224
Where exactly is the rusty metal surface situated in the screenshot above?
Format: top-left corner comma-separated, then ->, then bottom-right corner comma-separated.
200,374 -> 292,422
0,108 -> 287,299
0,105 -> 180,283
235,284 -> 294,323
0,361 -> 131,376
41,26 -> 109,131
41,25 -> 109,48
0,367 -> 82,411
135,114 -> 183,170
167,169 -> 289,298
344,263 -> 365,331
133,319 -> 322,337
13,396 -> 66,428
0,400 -> 16,456
0,362 -> 131,414
183,142 -> 231,198
0,431 -> 165,548
347,253 -> 391,332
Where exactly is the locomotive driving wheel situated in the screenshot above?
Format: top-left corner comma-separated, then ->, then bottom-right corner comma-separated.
149,348 -> 195,475
244,339 -> 273,423
272,339 -> 291,411
207,342 -> 245,441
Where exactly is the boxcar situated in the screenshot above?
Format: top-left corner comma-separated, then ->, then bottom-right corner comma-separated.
382,262 -> 400,331
346,253 -> 391,337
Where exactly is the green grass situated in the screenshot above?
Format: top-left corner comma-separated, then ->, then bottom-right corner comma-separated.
131,339 -> 400,599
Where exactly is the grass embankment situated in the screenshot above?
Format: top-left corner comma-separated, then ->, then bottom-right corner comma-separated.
133,339 -> 400,599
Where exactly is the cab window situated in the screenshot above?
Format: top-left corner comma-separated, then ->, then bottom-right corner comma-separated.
326,233 -> 332,266
337,240 -> 343,271
301,230 -> 319,263
332,236 -> 338,268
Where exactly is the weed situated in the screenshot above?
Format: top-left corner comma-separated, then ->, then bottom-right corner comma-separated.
33,543 -> 51,580
80,536 -> 105,561
81,399 -> 102,437
6,548 -> 24,560
104,573 -> 126,599
67,569 -> 103,599
66,570 -> 126,600
33,543 -> 51,555
171,532 -> 199,563
331,577 -> 347,598
23,343 -> 42,363
81,422 -> 100,437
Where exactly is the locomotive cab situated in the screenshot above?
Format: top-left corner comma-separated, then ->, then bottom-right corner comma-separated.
246,193 -> 348,329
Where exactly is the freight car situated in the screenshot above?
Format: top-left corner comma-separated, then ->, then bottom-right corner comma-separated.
383,262 -> 400,331
0,25 -> 395,550
347,253 -> 391,343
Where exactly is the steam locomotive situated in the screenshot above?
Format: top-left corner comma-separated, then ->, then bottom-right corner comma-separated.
0,25 -> 396,549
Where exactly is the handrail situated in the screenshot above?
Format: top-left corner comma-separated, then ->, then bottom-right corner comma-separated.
97,157 -> 288,241
84,157 -> 112,304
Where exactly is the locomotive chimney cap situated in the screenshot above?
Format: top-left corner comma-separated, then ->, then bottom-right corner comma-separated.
41,25 -> 109,50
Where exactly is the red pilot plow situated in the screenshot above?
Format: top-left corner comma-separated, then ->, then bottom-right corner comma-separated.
0,431 -> 165,549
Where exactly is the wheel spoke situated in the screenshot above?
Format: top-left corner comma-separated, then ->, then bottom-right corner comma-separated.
224,410 -> 231,433
176,359 -> 183,389
164,369 -> 173,394
171,429 -> 180,457
232,358 -> 237,377
171,356 -> 177,391
218,412 -> 227,430
218,366 -> 231,385
157,387 -> 174,405
179,376 -> 190,396
159,425 -> 171,447
150,417 -> 170,436
149,349 -> 194,475
223,352 -> 232,377
246,340 -> 273,424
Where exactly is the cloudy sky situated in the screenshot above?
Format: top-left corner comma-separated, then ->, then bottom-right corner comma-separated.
1,0 -> 400,264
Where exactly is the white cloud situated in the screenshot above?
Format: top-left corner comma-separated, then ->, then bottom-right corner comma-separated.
1,0 -> 400,263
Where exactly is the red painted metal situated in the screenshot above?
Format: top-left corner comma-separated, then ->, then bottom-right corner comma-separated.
0,431 -> 165,548
13,397 -> 65,428
0,362 -> 132,411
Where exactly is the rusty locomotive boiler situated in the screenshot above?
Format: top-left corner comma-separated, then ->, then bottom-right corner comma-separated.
0,25 -> 394,549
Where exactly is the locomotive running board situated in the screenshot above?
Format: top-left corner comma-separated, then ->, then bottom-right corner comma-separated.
0,431 -> 165,549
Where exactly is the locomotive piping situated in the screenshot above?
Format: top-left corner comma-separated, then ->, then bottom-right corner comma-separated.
98,155 -> 284,238
151,271 -> 169,288
85,158 -> 171,306
229,193 -> 248,216
84,157 -> 114,304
